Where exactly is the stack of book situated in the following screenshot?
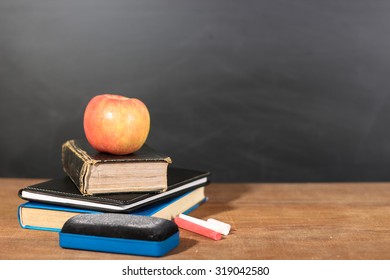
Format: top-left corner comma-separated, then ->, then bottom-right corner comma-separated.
17,139 -> 210,232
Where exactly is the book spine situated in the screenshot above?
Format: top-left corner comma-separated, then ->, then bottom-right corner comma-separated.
17,203 -> 26,229
62,140 -> 92,195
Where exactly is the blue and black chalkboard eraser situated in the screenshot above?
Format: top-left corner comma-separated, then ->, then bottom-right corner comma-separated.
59,213 -> 179,257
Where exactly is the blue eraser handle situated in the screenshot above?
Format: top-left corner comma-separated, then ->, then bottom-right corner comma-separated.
59,213 -> 179,257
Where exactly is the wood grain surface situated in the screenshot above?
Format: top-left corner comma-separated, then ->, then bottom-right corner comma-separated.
1,178 -> 389,259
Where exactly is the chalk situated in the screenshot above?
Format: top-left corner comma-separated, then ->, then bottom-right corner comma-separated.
179,214 -> 230,236
174,217 -> 222,241
207,218 -> 231,236
178,214 -> 224,235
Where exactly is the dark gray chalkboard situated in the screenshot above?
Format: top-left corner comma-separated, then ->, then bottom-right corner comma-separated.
1,0 -> 390,182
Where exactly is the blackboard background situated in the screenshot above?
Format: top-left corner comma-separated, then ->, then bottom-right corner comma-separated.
1,0 -> 390,182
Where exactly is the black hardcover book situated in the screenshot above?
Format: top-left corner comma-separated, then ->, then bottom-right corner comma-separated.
18,167 -> 210,213
62,139 -> 172,195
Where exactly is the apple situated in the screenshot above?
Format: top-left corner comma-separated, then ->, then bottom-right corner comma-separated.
83,94 -> 150,155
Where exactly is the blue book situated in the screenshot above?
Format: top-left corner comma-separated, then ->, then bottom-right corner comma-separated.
18,187 -> 206,232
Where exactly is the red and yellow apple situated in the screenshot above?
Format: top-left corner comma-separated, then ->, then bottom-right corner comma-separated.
83,94 -> 150,155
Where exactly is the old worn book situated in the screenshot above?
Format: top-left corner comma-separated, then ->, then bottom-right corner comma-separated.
18,167 -> 210,212
62,139 -> 172,195
18,186 -> 206,232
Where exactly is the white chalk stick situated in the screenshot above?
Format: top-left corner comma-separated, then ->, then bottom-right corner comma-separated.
207,218 -> 231,236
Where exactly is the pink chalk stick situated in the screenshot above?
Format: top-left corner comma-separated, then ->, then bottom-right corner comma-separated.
174,217 -> 222,241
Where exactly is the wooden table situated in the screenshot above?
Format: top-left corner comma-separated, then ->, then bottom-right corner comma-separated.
1,178 -> 389,259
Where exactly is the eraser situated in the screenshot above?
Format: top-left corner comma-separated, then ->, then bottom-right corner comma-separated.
59,213 -> 179,257
179,214 -> 230,236
207,218 -> 231,236
174,216 -> 222,241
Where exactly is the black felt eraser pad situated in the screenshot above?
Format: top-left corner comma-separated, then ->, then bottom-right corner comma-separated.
59,213 -> 179,256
